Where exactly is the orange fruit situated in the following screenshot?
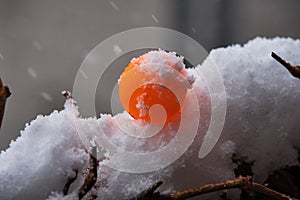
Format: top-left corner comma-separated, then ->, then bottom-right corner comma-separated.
118,50 -> 190,123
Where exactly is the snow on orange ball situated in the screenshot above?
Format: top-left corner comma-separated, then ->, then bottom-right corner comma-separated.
118,50 -> 194,122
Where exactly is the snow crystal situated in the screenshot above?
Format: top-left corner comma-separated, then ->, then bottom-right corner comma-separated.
79,69 -> 88,79
41,91 -> 53,102
113,44 -> 123,56
27,67 -> 38,78
0,37 -> 299,199
33,40 -> 43,51
109,1 -> 119,11
191,27 -> 197,33
151,14 -> 159,23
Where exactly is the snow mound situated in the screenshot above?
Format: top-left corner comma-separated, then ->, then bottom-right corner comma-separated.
0,100 -> 89,199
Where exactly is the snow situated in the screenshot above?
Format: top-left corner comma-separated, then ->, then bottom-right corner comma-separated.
200,37 -> 300,182
132,49 -> 193,87
33,40 -> 43,51
151,14 -> 159,23
27,67 -> 38,78
0,37 -> 300,199
113,44 -> 123,56
0,100 -> 89,199
109,1 -> 119,11
79,70 -> 88,79
41,91 -> 53,102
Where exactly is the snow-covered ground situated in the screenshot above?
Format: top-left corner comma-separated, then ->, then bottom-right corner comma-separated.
0,37 -> 299,200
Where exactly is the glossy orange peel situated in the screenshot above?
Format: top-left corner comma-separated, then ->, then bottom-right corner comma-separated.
118,50 -> 193,122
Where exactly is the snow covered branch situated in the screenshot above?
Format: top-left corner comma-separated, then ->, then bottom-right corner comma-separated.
60,93 -> 106,199
0,78 -> 11,129
133,176 -> 298,200
272,52 -> 300,79
1,38 -> 300,200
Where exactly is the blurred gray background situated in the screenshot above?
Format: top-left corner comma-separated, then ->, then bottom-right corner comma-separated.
1,0 -> 300,150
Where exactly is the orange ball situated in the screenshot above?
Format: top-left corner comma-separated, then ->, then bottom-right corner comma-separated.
118,51 -> 189,122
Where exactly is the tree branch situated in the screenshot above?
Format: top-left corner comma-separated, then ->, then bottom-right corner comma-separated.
171,176 -> 251,200
78,147 -> 105,199
132,176 -> 298,200
0,78 -> 11,129
246,182 -> 296,200
61,92 -> 107,199
271,52 -> 300,79
63,169 -> 78,195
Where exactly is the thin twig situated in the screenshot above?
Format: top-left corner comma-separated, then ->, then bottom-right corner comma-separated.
171,176 -> 251,200
62,90 -> 72,99
246,182 -> 295,200
271,52 -> 300,79
78,148 -> 99,199
132,176 -> 298,200
61,93 -> 106,199
0,78 -> 11,129
63,169 -> 78,195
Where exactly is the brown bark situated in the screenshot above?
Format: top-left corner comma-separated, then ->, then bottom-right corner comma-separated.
0,78 -> 11,129
132,176 -> 298,200
271,52 -> 300,79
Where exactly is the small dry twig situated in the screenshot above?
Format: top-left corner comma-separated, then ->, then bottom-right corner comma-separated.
132,176 -> 298,200
78,148 -> 101,199
271,52 -> 300,79
0,78 -> 11,129
62,90 -> 73,99
63,169 -> 78,195
61,93 -> 105,198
